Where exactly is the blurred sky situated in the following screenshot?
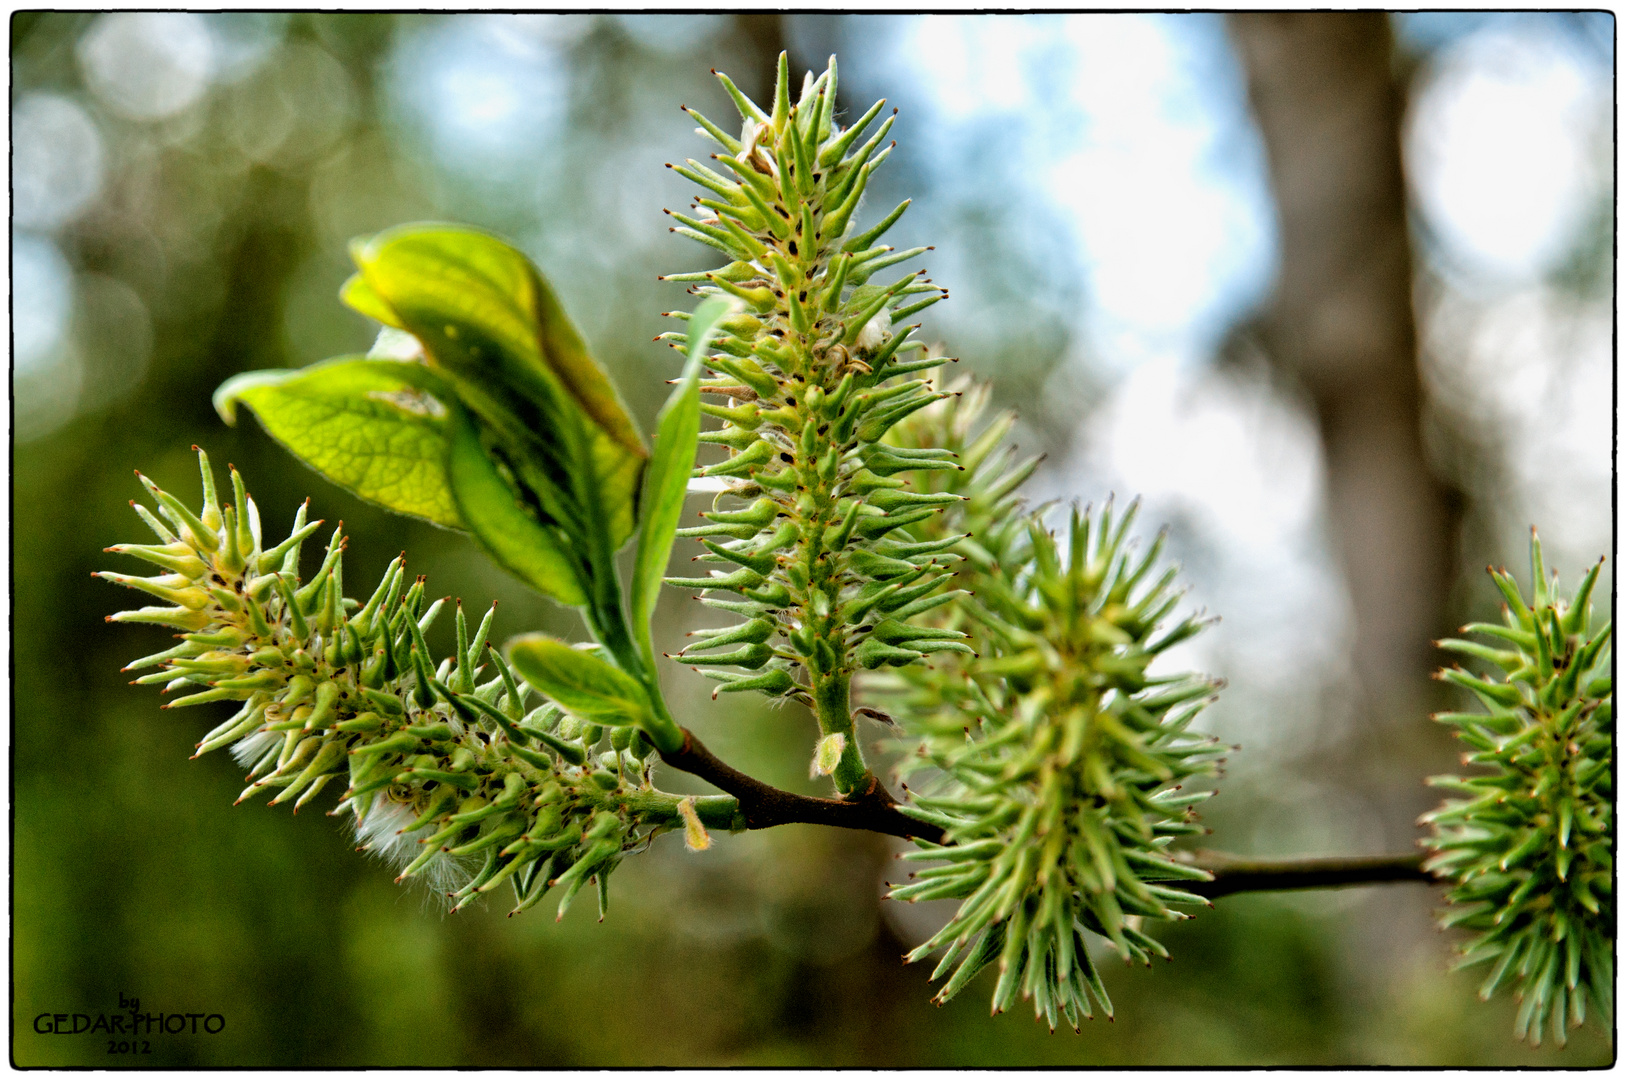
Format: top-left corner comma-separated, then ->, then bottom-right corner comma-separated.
851,12 -> 1613,769
13,12 -> 1614,760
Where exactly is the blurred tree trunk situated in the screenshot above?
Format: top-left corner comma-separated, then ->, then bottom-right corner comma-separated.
735,13 -> 787,101
1226,14 -> 1459,739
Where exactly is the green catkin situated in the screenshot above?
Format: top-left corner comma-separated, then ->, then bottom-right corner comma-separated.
1421,535 -> 1613,1047
664,54 -> 961,793
869,377 -> 1226,1030
102,453 -> 747,915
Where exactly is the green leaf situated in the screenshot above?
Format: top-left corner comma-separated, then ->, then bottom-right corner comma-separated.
507,633 -> 653,727
445,402 -> 587,608
344,224 -> 647,552
630,297 -> 735,668
340,273 -> 403,329
214,358 -> 461,527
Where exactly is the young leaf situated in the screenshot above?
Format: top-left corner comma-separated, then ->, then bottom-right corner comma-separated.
339,273 -> 402,329
214,358 -> 462,527
630,297 -> 735,669
507,634 -> 653,728
444,402 -> 588,608
344,224 -> 648,552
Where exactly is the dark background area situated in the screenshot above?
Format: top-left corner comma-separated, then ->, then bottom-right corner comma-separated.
12,12 -> 1613,1066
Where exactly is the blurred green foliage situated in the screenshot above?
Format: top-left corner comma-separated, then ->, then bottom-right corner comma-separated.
11,12 -> 1610,1066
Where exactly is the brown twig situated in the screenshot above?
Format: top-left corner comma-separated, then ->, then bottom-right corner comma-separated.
659,727 -> 946,843
658,733 -> 1438,897
1179,850 -> 1434,898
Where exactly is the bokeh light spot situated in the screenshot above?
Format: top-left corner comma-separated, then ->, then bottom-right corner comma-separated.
77,12 -> 216,121
386,16 -> 576,183
14,233 -> 75,375
227,43 -> 356,168
203,12 -> 290,85
12,94 -> 106,232
1408,24 -> 1609,283
13,232 -> 84,442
